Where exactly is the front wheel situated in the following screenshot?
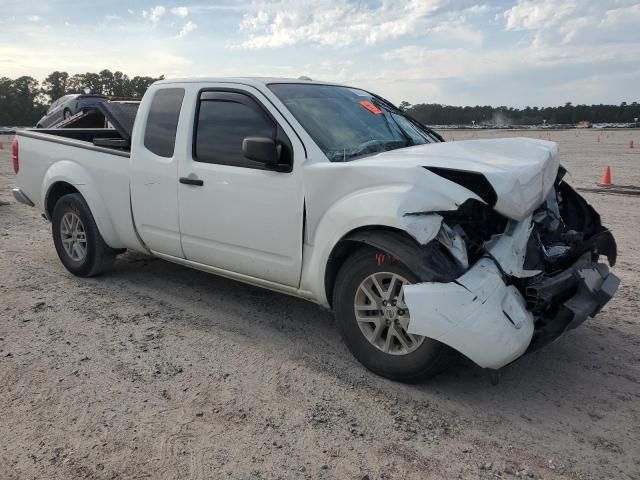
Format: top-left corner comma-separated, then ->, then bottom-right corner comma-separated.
333,247 -> 450,382
52,193 -> 118,277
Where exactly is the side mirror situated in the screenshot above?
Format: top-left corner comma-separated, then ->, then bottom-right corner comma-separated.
242,137 -> 278,166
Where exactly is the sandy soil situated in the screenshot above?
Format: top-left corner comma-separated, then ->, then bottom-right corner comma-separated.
1,129 -> 639,480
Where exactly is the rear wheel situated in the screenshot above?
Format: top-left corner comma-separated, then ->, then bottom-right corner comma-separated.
52,193 -> 117,277
333,247 -> 450,382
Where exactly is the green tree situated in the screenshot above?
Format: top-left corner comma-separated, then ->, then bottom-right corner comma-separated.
398,100 -> 412,112
67,73 -> 86,93
99,69 -> 115,95
112,71 -> 131,96
42,71 -> 69,102
129,75 -> 164,97
0,76 -> 46,125
83,72 -> 102,94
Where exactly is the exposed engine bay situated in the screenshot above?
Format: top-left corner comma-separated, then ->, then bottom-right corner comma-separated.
403,170 -> 619,370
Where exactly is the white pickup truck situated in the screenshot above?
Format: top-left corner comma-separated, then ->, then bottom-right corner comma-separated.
11,78 -> 619,382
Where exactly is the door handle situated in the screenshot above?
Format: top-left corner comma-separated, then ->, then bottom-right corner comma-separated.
179,177 -> 204,186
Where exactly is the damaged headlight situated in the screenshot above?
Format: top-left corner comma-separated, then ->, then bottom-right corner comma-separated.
438,199 -> 510,266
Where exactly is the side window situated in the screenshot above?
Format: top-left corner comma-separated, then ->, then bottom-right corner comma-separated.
194,92 -> 278,168
144,88 -> 185,157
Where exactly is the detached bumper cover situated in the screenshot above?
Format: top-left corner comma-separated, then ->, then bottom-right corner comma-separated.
404,258 -> 534,369
405,253 -> 619,369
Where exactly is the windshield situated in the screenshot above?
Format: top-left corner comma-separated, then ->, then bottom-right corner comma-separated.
268,83 -> 438,162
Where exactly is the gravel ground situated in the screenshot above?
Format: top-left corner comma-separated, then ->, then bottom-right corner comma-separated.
1,129 -> 639,480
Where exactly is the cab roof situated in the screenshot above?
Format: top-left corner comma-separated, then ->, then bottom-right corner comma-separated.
154,77 -> 338,88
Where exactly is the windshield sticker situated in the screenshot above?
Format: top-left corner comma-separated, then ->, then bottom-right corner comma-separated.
359,100 -> 383,115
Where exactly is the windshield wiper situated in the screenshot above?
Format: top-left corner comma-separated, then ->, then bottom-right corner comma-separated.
331,139 -> 409,162
380,139 -> 409,151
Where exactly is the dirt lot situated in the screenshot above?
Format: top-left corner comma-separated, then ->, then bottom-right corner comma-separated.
1,129 -> 639,479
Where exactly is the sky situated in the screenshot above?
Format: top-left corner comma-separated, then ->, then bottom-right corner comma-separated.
1,0 -> 639,107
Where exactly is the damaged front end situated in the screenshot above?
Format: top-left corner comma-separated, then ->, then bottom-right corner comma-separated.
404,174 -> 619,370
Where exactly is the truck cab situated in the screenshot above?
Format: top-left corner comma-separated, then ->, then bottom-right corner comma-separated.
130,81 -> 306,287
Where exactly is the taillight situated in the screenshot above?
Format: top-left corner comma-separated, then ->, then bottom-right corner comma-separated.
12,137 -> 19,174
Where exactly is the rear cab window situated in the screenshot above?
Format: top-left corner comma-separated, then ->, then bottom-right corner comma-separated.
144,88 -> 185,157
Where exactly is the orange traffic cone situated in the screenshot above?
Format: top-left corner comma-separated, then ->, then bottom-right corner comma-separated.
631,140 -> 635,149
600,166 -> 612,186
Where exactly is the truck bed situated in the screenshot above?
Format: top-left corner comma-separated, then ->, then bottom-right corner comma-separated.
28,101 -> 140,153
19,128 -> 131,155
15,128 -> 143,252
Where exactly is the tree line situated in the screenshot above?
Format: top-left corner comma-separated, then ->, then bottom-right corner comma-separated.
2,70 -> 640,127
399,101 -> 640,126
0,70 -> 163,126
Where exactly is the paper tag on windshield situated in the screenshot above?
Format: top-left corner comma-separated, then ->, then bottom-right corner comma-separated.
359,100 -> 383,115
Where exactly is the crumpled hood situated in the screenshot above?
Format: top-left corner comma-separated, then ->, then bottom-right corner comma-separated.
353,137 -> 560,220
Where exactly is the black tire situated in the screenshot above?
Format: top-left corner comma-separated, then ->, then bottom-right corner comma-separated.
333,246 -> 450,382
51,193 -> 117,277
63,109 -> 72,120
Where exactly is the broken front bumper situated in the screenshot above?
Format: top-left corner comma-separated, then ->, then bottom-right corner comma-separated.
404,218 -> 620,370
525,253 -> 620,352
404,258 -> 535,369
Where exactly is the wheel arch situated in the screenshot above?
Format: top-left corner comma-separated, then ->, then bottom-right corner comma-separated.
45,181 -> 80,219
42,165 -> 122,249
324,226 -> 458,309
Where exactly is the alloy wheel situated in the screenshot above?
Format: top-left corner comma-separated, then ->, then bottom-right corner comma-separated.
353,272 -> 424,355
60,212 -> 87,261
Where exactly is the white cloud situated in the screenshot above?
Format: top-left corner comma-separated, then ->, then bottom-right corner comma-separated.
502,0 -> 640,49
600,3 -> 640,27
143,5 -> 166,23
105,14 -> 121,21
381,46 -> 524,80
27,15 -> 41,22
127,9 -> 135,15
171,7 -> 189,17
178,20 -> 198,38
235,0 -> 486,49
503,0 -> 575,31
383,16 -> 640,80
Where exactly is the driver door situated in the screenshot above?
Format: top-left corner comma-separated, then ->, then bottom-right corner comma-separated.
177,87 -> 305,287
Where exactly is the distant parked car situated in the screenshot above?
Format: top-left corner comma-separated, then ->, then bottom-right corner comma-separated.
36,94 -> 107,128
